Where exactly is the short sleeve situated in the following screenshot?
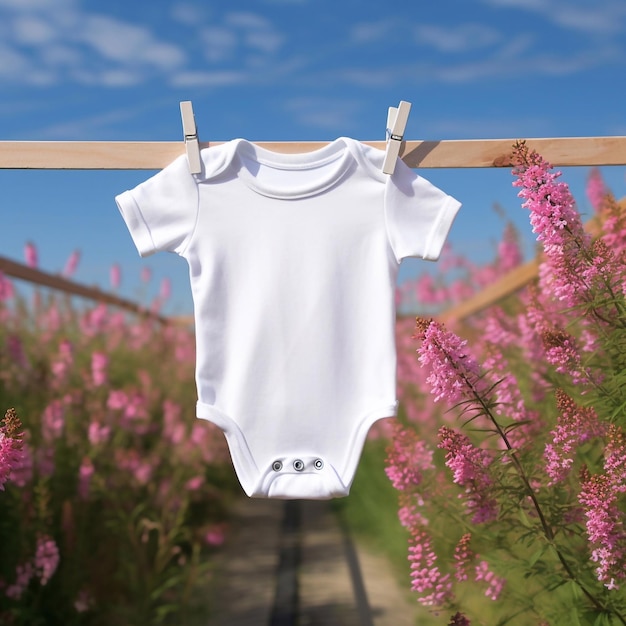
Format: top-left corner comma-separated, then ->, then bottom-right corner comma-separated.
385,159 -> 461,262
115,154 -> 199,257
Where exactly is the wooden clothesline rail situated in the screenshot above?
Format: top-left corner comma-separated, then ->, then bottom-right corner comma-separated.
0,134 -> 624,321
0,135 -> 625,170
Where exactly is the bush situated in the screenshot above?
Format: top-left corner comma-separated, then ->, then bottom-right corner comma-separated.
389,146 -> 626,624
0,274 -> 239,625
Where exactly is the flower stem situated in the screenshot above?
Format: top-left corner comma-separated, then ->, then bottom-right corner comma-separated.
438,334 -> 626,623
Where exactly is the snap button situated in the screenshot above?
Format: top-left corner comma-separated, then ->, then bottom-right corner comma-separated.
293,459 -> 304,472
272,461 -> 283,472
314,459 -> 324,470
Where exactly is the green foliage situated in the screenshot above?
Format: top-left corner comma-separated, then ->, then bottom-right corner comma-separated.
0,291 -> 240,625
387,170 -> 626,624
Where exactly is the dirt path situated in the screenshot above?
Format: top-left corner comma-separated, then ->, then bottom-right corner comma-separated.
206,497 -> 420,625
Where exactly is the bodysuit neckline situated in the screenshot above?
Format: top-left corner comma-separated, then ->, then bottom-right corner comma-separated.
233,138 -> 359,200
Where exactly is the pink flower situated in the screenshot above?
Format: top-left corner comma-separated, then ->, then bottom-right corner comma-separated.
512,142 -> 622,312
544,390 -> 606,485
160,277 -> 171,301
107,389 -> 127,411
88,420 -> 111,445
10,440 -> 33,487
414,273 -> 443,307
586,168 -> 608,213
50,339 -> 74,386
408,528 -> 453,606
5,562 -> 34,599
34,535 -> 60,585
596,193 -> 626,257
474,560 -> 505,600
453,533 -> 474,582
110,263 -> 121,289
578,470 -> 626,588
0,271 -> 14,301
397,493 -> 428,529
78,457 -> 94,500
204,524 -> 226,547
0,409 -> 24,491
185,475 -> 204,491
24,241 -> 38,268
438,426 -> 498,524
74,589 -> 93,613
0,433 -> 23,490
41,400 -> 65,441
414,318 -> 485,405
496,223 -> 523,273
7,334 -> 27,368
62,249 -> 81,278
91,351 -> 109,387
140,266 -> 152,283
604,425 -> 626,490
163,400 -> 185,445
482,350 -> 541,449
541,328 -> 591,385
385,423 -> 434,491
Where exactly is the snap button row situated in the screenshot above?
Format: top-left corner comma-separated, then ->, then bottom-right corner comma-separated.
271,459 -> 324,472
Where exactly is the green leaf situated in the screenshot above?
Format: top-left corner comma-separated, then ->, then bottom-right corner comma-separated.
528,546 -> 546,568
593,613 -> 611,626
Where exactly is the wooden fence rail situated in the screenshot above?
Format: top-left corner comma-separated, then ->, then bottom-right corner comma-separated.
0,254 -> 169,324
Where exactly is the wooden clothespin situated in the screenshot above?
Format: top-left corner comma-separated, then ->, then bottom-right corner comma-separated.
180,101 -> 202,174
382,100 -> 411,174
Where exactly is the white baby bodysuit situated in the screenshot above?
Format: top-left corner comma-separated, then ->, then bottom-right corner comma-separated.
115,137 -> 460,500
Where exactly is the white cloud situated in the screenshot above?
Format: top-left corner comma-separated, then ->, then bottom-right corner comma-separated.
351,19 -> 501,53
0,0 -> 187,87
170,2 -> 209,26
414,23 -> 501,53
78,15 -> 185,70
283,97 -> 362,131
481,0 -> 626,36
200,26 -> 238,62
171,70 -> 249,88
225,12 -> 274,31
12,15 -> 56,44
349,19 -> 400,44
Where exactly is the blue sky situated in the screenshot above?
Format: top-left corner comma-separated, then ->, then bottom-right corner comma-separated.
1,0 -> 625,314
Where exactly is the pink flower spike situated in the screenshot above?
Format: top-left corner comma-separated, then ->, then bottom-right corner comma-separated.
160,277 -> 171,301
385,422 -> 434,492
0,271 -> 14,301
34,535 -> 60,585
544,390 -> 606,485
140,266 -> 152,283
438,426 -> 498,524
414,318 -> 485,406
91,351 -> 109,387
586,168 -> 608,213
0,409 -> 24,491
110,263 -> 121,289
24,241 -> 38,268
62,249 -> 81,278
